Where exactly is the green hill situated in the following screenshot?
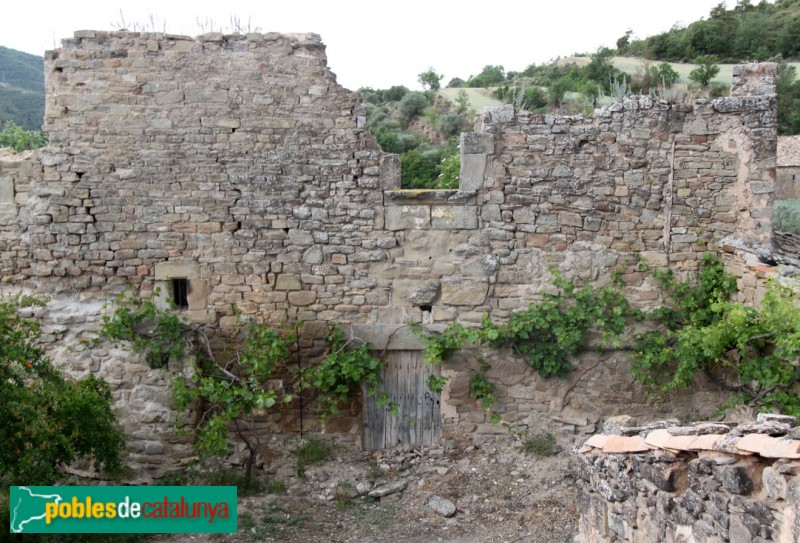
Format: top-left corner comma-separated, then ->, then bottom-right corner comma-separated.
0,46 -> 45,131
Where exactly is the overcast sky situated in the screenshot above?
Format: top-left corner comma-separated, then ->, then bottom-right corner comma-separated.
4,0 -> 732,90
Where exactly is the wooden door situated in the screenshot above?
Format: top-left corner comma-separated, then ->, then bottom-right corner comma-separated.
363,350 -> 442,449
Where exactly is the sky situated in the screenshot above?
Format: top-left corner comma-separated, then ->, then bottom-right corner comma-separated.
3,0 -> 733,91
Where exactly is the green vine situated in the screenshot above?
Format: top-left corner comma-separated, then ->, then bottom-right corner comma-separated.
416,254 -> 800,417
632,255 -> 800,415
305,326 -> 396,420
100,291 -> 187,369
416,270 -> 635,378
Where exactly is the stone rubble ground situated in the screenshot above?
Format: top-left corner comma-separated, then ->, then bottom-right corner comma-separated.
155,433 -> 580,543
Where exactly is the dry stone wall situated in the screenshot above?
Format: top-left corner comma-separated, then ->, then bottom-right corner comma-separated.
577,414 -> 800,543
0,31 -> 782,474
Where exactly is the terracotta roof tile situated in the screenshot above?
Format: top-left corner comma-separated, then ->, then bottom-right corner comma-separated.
602,435 -> 655,454
644,429 -> 673,450
778,135 -> 800,167
687,434 -> 724,451
734,433 -> 776,455
584,434 -> 611,449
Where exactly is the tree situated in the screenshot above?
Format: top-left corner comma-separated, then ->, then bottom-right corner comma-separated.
466,65 -> 505,88
418,68 -> 444,91
656,62 -> 680,87
777,63 -> 800,135
1,295 -> 125,486
616,29 -> 633,53
689,55 -> 721,86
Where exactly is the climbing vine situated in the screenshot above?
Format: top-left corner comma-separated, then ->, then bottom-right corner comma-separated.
417,270 -> 636,377
303,325 -> 395,420
100,297 -> 393,483
416,254 -> 800,417
631,255 -> 800,416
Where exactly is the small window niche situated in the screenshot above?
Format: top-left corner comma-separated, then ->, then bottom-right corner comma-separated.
154,261 -> 209,323
171,278 -> 189,310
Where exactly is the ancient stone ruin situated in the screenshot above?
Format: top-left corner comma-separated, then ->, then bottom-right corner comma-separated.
0,29 -> 788,504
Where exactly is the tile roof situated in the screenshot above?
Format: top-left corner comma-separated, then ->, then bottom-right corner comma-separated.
777,135 -> 800,167
580,413 -> 800,460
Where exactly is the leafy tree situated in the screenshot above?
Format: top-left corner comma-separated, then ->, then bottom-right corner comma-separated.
656,62 -> 680,87
446,77 -> 465,88
1,295 -> 125,486
400,148 -> 442,188
583,47 -> 621,92
383,85 -> 410,102
418,67 -> 444,91
399,91 -> 429,122
466,65 -> 505,87
616,29 -> 633,53
689,55 -> 721,86
0,121 -> 47,152
437,152 -> 460,190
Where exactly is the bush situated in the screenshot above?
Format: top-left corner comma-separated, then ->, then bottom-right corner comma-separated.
689,55 -> 721,87
399,92 -> 429,122
0,121 -> 47,152
773,199 -> 800,233
438,112 -> 467,138
1,295 -> 125,486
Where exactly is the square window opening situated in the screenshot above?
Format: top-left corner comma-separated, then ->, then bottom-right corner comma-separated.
171,278 -> 189,310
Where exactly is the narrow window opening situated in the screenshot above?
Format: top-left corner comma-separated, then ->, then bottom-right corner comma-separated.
172,278 -> 189,310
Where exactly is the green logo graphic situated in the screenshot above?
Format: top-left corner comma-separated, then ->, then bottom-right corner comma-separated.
9,486 -> 237,534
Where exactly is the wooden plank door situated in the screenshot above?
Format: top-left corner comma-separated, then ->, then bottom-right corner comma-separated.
363,350 -> 442,450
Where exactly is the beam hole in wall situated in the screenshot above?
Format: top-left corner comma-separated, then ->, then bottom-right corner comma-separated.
171,278 -> 189,310
419,305 -> 432,312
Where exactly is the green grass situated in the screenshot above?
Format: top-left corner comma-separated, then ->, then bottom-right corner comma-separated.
438,87 -> 503,111
295,438 -> 333,477
560,56 -> 800,85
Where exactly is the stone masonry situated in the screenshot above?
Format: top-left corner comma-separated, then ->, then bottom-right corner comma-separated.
0,31 -> 782,478
577,413 -> 800,543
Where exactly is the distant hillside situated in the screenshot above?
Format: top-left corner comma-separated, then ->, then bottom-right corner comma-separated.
0,45 -> 45,131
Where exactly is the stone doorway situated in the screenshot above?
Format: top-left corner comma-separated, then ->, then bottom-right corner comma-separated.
362,350 -> 442,449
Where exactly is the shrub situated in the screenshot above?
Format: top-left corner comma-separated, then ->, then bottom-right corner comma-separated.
438,112 -> 467,138
0,121 -> 47,152
689,55 -> 721,87
399,92 -> 429,122
1,295 -> 125,486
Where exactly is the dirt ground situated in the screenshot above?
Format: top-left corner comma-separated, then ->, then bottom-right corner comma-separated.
155,432 -> 580,543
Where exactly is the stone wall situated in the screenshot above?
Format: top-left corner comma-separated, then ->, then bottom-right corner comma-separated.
0,31 -> 782,475
576,414 -> 800,543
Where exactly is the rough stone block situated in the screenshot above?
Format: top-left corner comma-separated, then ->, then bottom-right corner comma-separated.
440,277 -> 488,306
431,206 -> 477,230
461,132 -> 494,155
384,205 -> 430,230
460,154 -> 486,192
275,274 -> 302,291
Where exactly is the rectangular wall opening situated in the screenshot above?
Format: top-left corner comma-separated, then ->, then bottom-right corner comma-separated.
171,278 -> 189,310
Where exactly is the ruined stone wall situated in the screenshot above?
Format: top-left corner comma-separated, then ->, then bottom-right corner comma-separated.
577,414 -> 800,543
0,31 -> 781,474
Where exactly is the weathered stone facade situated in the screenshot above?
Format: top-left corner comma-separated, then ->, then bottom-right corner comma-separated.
577,414 -> 800,543
0,31 -> 782,478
